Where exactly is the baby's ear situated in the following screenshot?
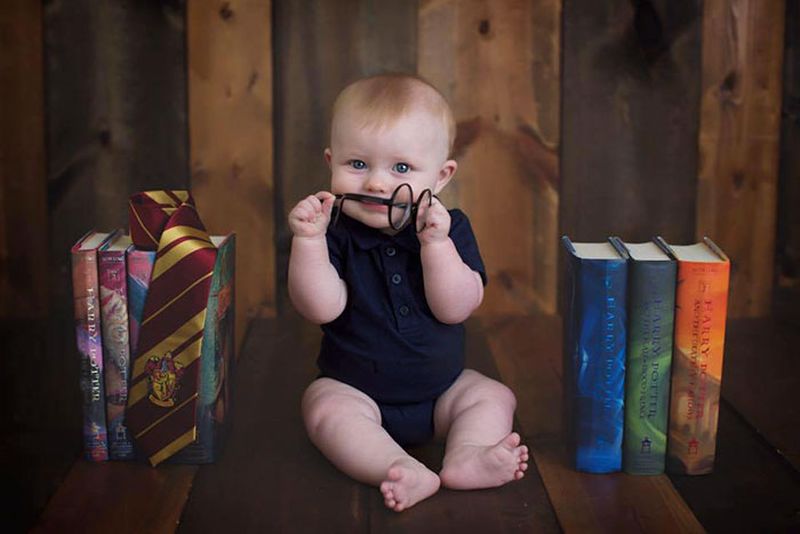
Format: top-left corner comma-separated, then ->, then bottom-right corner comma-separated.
324,148 -> 332,168
434,159 -> 458,194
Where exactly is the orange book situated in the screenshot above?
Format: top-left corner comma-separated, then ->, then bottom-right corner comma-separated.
656,237 -> 730,475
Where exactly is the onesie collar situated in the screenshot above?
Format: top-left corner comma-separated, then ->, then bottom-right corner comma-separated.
339,214 -> 420,253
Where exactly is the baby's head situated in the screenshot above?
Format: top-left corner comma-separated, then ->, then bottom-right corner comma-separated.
329,73 -> 456,161
325,74 -> 458,231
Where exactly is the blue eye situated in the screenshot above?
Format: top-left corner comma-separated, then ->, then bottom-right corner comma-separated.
349,160 -> 367,170
393,162 -> 410,174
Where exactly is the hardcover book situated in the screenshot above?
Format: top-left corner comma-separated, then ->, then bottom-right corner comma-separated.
71,229 -> 121,461
99,233 -> 135,460
611,237 -> 676,475
128,235 -> 235,464
127,247 -> 156,359
561,236 -> 628,473
657,236 -> 730,475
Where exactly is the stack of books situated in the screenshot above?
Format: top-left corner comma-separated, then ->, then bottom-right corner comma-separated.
561,236 -> 730,476
70,229 -> 236,463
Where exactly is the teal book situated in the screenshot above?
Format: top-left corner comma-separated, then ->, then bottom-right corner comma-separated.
561,236 -> 628,473
611,237 -> 676,475
170,233 -> 236,463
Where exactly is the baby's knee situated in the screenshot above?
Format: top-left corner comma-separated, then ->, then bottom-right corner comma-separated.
301,382 -> 379,436
467,378 -> 516,412
486,380 -> 517,411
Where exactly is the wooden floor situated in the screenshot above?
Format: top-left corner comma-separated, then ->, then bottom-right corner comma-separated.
9,289 -> 800,532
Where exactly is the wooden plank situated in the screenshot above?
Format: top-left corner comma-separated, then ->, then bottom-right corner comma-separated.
419,0 -> 561,315
776,0 -> 800,287
560,1 -> 700,242
718,316 -> 800,470
668,400 -> 800,532
179,316 -> 560,532
482,314 -> 704,533
1,317 -> 82,532
32,462 -> 196,534
696,0 -> 785,317
187,0 -> 276,351
272,0 -> 417,311
0,0 -> 48,318
44,0 -> 188,314
177,316 -> 371,533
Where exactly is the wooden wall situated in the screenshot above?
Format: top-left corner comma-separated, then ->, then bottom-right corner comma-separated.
0,0 -> 48,319
43,0 -> 189,317
1,0 -> 796,327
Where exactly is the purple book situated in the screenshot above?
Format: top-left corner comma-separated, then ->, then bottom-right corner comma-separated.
71,229 -> 121,461
99,234 -> 135,460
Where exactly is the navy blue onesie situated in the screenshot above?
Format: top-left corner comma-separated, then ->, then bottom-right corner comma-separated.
318,210 -> 487,446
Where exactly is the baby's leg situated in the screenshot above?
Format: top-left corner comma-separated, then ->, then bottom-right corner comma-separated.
434,369 -> 529,490
302,378 -> 440,511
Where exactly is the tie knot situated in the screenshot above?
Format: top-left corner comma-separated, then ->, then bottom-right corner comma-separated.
129,190 -> 201,250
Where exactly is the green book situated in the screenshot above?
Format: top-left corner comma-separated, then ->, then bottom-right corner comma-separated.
611,237 -> 676,475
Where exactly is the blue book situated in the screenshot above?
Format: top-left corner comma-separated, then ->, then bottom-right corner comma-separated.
561,236 -> 628,473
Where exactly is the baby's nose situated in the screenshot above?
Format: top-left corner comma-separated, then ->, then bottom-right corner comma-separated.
365,172 -> 389,194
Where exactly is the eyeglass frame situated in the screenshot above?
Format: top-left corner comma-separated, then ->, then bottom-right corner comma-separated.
331,183 -> 433,232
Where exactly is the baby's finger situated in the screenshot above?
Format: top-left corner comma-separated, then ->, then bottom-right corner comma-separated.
315,190 -> 336,203
320,194 -> 336,218
305,194 -> 323,212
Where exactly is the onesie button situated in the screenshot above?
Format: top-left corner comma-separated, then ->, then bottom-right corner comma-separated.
398,305 -> 410,316
385,247 -> 396,257
391,273 -> 402,285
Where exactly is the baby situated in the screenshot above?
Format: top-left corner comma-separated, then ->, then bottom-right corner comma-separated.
288,73 -> 528,512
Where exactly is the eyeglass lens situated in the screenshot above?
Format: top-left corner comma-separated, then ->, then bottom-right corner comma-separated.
415,189 -> 432,232
389,184 -> 413,230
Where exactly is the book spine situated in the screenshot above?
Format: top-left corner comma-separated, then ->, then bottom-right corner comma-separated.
563,255 -> 627,473
170,235 -> 236,464
71,248 -> 109,461
623,260 -> 676,474
126,249 -> 157,358
99,248 -> 135,460
667,260 -> 730,475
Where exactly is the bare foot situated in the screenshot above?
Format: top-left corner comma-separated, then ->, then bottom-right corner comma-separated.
379,458 -> 441,512
439,432 -> 529,490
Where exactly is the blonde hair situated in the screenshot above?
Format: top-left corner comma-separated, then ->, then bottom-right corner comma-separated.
330,73 -> 456,157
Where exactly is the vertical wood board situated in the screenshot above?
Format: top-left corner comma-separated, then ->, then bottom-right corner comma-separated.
419,0 -> 561,315
188,0 -> 276,351
44,0 -> 189,315
0,0 -> 49,318
560,0 -> 701,243
696,0 -> 785,317
776,0 -> 800,287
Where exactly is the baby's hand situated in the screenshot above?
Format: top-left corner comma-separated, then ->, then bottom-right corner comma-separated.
417,197 -> 451,245
289,191 -> 336,238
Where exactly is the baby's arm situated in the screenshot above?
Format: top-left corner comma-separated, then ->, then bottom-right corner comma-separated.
419,200 -> 484,324
288,192 -> 347,324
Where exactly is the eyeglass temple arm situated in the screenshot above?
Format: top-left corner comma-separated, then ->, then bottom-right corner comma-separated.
334,193 -> 396,206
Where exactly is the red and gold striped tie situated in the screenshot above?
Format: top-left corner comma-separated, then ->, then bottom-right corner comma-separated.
126,191 -> 217,466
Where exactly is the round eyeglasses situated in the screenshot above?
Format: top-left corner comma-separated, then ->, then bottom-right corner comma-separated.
332,183 -> 433,232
